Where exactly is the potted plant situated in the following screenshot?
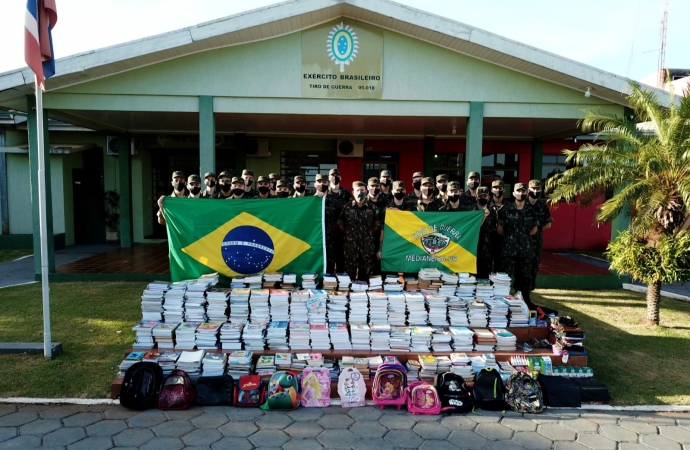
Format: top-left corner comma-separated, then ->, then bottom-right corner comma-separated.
104,190 -> 120,242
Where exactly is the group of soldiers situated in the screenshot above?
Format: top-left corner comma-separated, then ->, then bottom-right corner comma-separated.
157,167 -> 553,310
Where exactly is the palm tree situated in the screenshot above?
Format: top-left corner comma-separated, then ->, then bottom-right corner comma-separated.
548,81 -> 690,326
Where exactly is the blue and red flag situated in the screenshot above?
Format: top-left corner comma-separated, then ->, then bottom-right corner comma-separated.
24,0 -> 58,87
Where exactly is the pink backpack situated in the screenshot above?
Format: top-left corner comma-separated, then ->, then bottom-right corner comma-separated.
338,367 -> 367,408
301,367 -> 331,407
372,363 -> 408,409
406,381 -> 442,415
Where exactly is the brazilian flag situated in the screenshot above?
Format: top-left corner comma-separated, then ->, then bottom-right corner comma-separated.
381,209 -> 483,274
163,197 -> 324,281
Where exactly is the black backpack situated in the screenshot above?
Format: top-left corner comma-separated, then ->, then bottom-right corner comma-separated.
196,375 -> 235,406
120,362 -> 163,410
435,372 -> 472,413
472,368 -> 509,412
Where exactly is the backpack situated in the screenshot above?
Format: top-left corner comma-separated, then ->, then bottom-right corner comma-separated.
157,369 -> 196,410
504,372 -> 545,414
196,375 -> 235,406
234,375 -> 265,407
337,367 -> 367,408
301,367 -> 331,407
406,381 -> 442,415
472,368 -> 509,412
435,372 -> 473,413
120,362 -> 163,410
372,363 -> 407,409
260,370 -> 300,411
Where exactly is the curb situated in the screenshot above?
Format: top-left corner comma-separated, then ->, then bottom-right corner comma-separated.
622,283 -> 690,302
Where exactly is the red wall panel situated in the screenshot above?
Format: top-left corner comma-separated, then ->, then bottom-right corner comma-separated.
337,157 -> 363,191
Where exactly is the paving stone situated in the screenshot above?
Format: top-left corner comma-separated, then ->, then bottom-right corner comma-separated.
413,422 -> 451,440
488,441 -> 527,450
350,420 -> 386,439
348,407 -> 383,421
140,437 -> 185,450
62,412 -> 102,427
285,421 -> 324,438
384,429 -> 424,448
380,413 -> 418,430
225,407 -> 265,422
0,411 -> 38,427
576,432 -> 617,450
554,443 -> 591,450
563,418 -> 599,433
40,406 -> 80,420
412,413 -> 443,422
317,414 -> 354,429
467,412 -> 503,424
599,423 -> 639,442
282,438 -> 326,450
256,412 -> 293,429
103,407 -> 138,420
619,444 -> 657,450
659,425 -> 690,444
0,405 -> 17,417
352,437 -> 394,450
218,421 -> 259,438
447,430 -> 489,449
40,446 -> 68,450
619,419 -> 657,435
20,418 -> 62,435
538,423 -> 577,441
248,429 -> 290,447
419,440 -> 459,450
85,405 -> 111,413
185,446 -> 219,450
677,418 -> 690,430
210,436 -> 254,450
0,427 -> 17,442
152,420 -> 195,437
640,433 -> 682,450
500,417 -> 536,432
128,410 -> 168,428
190,413 -> 229,429
42,427 -> 87,446
66,437 -> 114,450
644,415 -> 678,426
580,413 -> 620,425
475,423 -> 513,440
164,409 -> 204,421
181,428 -> 223,446
531,411 -> 564,424
85,419 -> 128,437
286,408 -> 325,421
17,404 -> 49,413
511,431 -> 553,450
1,435 -> 42,449
113,428 -> 155,447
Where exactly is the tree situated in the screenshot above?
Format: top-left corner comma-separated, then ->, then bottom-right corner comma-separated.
548,81 -> 690,325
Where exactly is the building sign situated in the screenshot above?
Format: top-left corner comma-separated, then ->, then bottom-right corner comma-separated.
302,20 -> 383,99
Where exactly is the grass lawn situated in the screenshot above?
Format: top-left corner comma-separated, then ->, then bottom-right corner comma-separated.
0,248 -> 33,263
1,281 -> 689,404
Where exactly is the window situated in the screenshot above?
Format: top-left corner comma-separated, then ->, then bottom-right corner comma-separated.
281,150 -> 336,185
542,154 -> 568,181
482,153 -> 519,190
433,153 -> 465,184
363,152 -> 399,181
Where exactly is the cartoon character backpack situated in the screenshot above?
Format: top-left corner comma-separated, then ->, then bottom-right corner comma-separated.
301,367 -> 331,407
435,372 -> 473,413
234,375 -> 265,407
406,381 -> 442,415
504,372 -> 545,414
372,362 -> 407,409
338,367 -> 367,408
260,370 -> 300,410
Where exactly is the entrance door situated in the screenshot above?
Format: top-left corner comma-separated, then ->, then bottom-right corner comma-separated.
363,152 -> 399,181
73,150 -> 105,244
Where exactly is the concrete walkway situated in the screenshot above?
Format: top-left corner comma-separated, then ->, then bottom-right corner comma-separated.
1,403 -> 690,449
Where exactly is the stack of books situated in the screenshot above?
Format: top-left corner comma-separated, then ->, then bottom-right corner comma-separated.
406,292 -> 427,325
368,291 -> 388,324
282,273 -> 297,289
275,352 -> 292,370
309,323 -> 331,350
326,291 -> 349,323
486,299 -> 509,328
307,289 -> 328,324
336,273 -> 351,289
390,325 -> 411,352
141,283 -> 166,321
289,322 -> 311,349
490,273 -> 512,297
473,328 -> 497,352
354,357 -> 370,380
243,322 -> 267,351
450,352 -> 473,379
143,351 -> 161,364
368,275 -> 383,291
219,322 -> 244,351
468,300 -> 488,327
329,322 -> 351,350
229,288 -> 250,323
176,350 -> 205,381
302,273 -> 318,289
118,351 -> 144,377
195,322 -> 222,350
440,271 -> 459,291
475,279 -> 495,300
205,287 -> 230,322
406,359 -> 421,381
456,274 -> 476,300
290,290 -> 310,324
348,292 -> 369,324
425,293 -> 448,326
184,286 -> 208,323
175,322 -> 200,350
410,325 -> 433,352
449,326 -> 475,352
256,355 -> 276,381
323,274 -> 338,290
226,350 -> 253,378
404,277 -> 419,291
384,274 -> 404,292
469,355 -> 486,374
163,286 -> 186,323
418,354 -> 438,381
249,289 -> 271,323
230,276 -> 246,289
370,324 -> 391,351
492,328 -> 517,351
263,272 -> 283,288
132,320 -> 158,350
266,321 -> 289,350
152,322 -> 179,350
368,355 -> 384,371
418,268 -> 442,291
158,351 -> 180,375
350,324 -> 371,350
447,296 -> 470,327
268,289 -> 290,322
483,353 -> 498,371
350,281 -> 369,292
387,293 -> 407,326
244,274 -> 263,290
431,326 -> 453,352
436,355 -> 452,373
201,352 -> 227,376
504,295 -> 530,327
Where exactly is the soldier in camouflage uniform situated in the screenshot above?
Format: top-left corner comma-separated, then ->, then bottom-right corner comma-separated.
186,174 -> 203,198
227,177 -> 248,200
324,168 -> 352,273
268,172 -> 280,196
497,182 -> 539,308
201,172 -> 216,198
527,179 -> 553,290
416,177 -> 444,212
475,186 -> 495,279
405,171 -> 424,203
241,169 -> 258,198
379,169 -> 393,204
156,170 -> 188,225
460,171 -> 480,210
489,179 -> 508,272
338,181 -> 381,281
387,180 -> 415,211
313,173 -> 329,198
366,177 -> 387,276
435,174 -> 449,202
255,175 -> 277,199
275,179 -> 290,198
291,174 -> 309,198
212,171 -> 234,199
440,181 -> 476,212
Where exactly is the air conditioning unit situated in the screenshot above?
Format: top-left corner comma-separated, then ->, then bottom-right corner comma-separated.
106,136 -> 140,156
337,139 -> 364,158
246,138 -> 270,158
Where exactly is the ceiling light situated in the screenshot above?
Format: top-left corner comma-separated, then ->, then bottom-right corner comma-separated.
452,126 -> 457,135
584,87 -> 592,98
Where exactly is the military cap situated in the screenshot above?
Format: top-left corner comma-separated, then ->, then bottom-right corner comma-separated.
421,177 -> 434,185
242,169 -> 254,176
187,174 -> 201,183
468,171 -> 481,179
392,180 -> 406,190
529,179 -> 543,188
276,179 -> 289,188
204,172 -> 216,179
436,174 -> 449,182
315,173 -> 327,181
514,182 -> 528,191
352,181 -> 366,188
368,177 -> 380,185
231,177 -> 244,184
477,186 -> 489,195
329,168 -> 340,176
448,181 -> 461,191
412,171 -> 425,178
268,173 -> 280,180
380,169 -> 392,177
257,175 -> 270,183
218,171 -> 232,180
294,175 -> 306,183
491,180 -> 505,188
172,170 -> 185,179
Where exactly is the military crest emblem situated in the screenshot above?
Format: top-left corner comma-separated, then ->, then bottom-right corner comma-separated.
421,232 -> 450,255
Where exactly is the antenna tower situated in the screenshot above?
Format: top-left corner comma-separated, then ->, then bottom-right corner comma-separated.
658,0 -> 669,87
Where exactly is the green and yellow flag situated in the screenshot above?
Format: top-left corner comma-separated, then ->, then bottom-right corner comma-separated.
381,210 -> 484,273
163,197 -> 324,281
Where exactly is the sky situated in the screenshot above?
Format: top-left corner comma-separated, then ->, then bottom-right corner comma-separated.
1,0 -> 688,83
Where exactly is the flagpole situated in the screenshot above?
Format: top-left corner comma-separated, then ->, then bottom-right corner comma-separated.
34,75 -> 52,360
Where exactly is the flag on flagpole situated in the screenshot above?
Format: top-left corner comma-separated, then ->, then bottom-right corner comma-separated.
24,0 -> 58,87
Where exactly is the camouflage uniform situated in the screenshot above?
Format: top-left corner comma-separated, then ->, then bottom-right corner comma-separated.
201,172 -> 216,199
338,195 -> 381,281
212,170 -> 234,199
488,180 -> 509,272
366,177 -> 388,276
404,171 -> 424,203
241,169 -> 258,198
324,177 -> 353,274
416,197 -> 444,212
474,187 -> 496,279
225,177 -> 249,200
528,180 -> 553,290
379,169 -> 394,205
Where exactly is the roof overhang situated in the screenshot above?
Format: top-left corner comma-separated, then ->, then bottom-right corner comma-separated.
0,143 -> 96,154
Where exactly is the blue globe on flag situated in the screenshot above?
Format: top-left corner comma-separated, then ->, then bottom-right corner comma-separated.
221,225 -> 275,274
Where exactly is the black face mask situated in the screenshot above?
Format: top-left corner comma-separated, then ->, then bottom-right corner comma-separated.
478,198 -> 489,206
394,192 -> 405,200
333,176 -> 341,185
258,186 -> 270,195
207,180 -> 216,188
277,191 -> 290,198
270,182 -> 277,190
514,193 -> 526,202
413,180 -> 422,190
421,187 -> 432,196
231,188 -> 245,197
468,181 -> 479,190
244,179 -> 253,187
319,184 -> 329,193
439,184 -> 447,193
174,181 -> 185,192
493,190 -> 504,198
221,183 -> 232,193
295,185 -> 306,193
357,192 -> 367,201
448,195 -> 460,203
529,191 -> 541,199
371,188 -> 381,196
381,179 -> 390,187
190,186 -> 201,195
